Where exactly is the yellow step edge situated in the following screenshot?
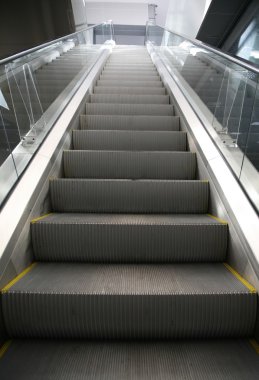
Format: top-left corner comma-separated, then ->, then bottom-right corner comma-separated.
250,339 -> 259,354
31,213 -> 53,224
223,263 -> 257,294
207,214 -> 228,225
0,340 -> 12,359
1,263 -> 37,293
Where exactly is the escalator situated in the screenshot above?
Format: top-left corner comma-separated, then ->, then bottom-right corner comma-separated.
0,45 -> 259,379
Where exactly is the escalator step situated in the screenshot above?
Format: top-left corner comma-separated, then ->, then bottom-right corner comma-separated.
72,130 -> 186,151
85,103 -> 174,115
31,213 -> 227,262
2,263 -> 256,338
97,80 -> 163,87
50,179 -> 209,213
100,74 -> 160,81
1,339 -> 259,379
105,64 -> 155,69
80,115 -> 179,131
90,94 -> 169,104
63,151 -> 195,179
93,86 -> 166,95
103,68 -> 158,73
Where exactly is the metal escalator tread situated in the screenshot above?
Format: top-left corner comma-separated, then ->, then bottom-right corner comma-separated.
105,64 -> 156,69
50,179 -> 209,213
93,86 -> 166,94
107,60 -> 152,64
31,213 -> 227,262
63,151 -> 195,179
103,68 -> 158,73
80,115 -> 180,131
100,75 -> 161,81
97,80 -> 163,87
72,130 -> 186,151
85,103 -> 174,116
90,94 -> 169,104
101,69 -> 159,74
1,340 -> 259,380
2,263 -> 256,338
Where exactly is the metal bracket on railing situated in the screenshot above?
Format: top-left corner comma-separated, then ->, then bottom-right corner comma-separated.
21,134 -> 36,147
148,4 -> 157,25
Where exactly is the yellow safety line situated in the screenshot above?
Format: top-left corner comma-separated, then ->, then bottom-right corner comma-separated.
207,214 -> 228,225
31,213 -> 52,224
1,263 -> 37,293
0,340 -> 12,359
223,263 -> 257,293
250,339 -> 259,354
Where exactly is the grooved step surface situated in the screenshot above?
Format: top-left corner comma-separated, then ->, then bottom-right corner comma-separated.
101,69 -> 158,74
105,64 -> 155,69
107,60 -> 152,64
2,263 -> 256,339
90,94 -> 169,104
103,68 -> 158,73
72,131 -> 186,151
32,213 -> 227,262
1,339 -> 259,379
80,115 -> 179,131
63,151 -> 195,179
85,103 -> 174,116
100,74 -> 160,81
50,179 -> 209,213
94,86 -> 166,95
97,80 -> 163,87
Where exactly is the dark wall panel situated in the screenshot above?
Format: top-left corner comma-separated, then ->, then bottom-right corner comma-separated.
196,0 -> 252,47
0,0 -> 74,59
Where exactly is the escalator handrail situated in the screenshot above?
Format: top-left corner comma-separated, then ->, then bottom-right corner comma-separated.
0,22 -> 110,65
150,23 -> 259,74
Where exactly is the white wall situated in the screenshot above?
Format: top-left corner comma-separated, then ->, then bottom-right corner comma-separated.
165,0 -> 212,39
73,0 -> 211,33
85,2 -> 148,25
84,0 -> 169,26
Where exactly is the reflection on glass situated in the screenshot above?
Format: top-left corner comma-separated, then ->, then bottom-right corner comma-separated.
0,109 -> 12,166
6,63 -> 45,146
0,21 -> 114,207
230,9 -> 259,66
146,23 -> 259,211
0,109 -> 19,205
243,84 -> 259,171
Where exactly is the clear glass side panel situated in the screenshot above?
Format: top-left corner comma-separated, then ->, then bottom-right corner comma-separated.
240,81 -> 259,210
5,63 -> 45,143
94,23 -> 112,44
229,8 -> 259,66
147,25 -> 164,46
103,23 -> 112,42
0,77 -> 21,157
0,23 -> 108,207
0,108 -> 18,204
147,24 -> 259,212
